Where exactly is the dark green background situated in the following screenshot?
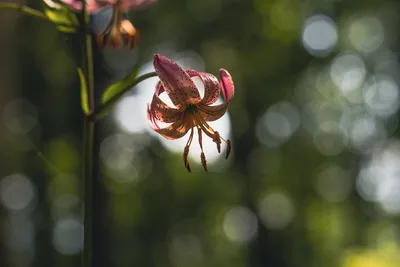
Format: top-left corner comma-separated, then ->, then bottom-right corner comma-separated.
1,0 -> 400,267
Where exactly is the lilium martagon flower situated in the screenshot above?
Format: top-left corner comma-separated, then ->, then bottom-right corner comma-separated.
61,0 -> 156,48
147,54 -> 235,172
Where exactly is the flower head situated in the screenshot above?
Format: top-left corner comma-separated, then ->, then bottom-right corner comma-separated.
61,0 -> 155,48
148,54 -> 235,172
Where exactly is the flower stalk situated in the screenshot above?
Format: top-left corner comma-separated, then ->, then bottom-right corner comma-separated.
80,2 -> 96,267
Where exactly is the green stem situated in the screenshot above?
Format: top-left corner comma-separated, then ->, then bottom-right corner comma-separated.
82,117 -> 94,267
0,3 -> 48,20
90,71 -> 158,120
81,3 -> 95,267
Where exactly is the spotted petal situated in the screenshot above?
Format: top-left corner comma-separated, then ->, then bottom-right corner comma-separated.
150,94 -> 182,123
220,69 -> 234,102
197,102 -> 229,122
147,106 -> 191,140
186,70 -> 220,105
153,54 -> 201,111
154,81 -> 165,96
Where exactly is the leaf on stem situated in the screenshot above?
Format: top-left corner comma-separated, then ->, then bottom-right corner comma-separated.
97,64 -> 141,118
77,68 -> 91,116
42,0 -> 79,33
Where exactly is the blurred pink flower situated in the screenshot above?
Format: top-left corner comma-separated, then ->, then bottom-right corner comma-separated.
61,0 -> 155,14
60,0 -> 155,48
148,54 -> 235,172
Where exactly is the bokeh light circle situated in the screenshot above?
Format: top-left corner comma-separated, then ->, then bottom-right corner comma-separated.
357,141 -> 400,215
363,75 -> 400,117
330,52 -> 366,93
2,99 -> 38,134
258,192 -> 295,229
315,164 -> 352,203
347,16 -> 384,54
53,218 -> 84,255
0,174 -> 36,212
222,206 -> 258,243
256,101 -> 300,147
302,15 -> 338,57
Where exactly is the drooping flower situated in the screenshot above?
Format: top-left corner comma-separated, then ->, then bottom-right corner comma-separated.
60,0 -> 155,48
148,54 -> 235,172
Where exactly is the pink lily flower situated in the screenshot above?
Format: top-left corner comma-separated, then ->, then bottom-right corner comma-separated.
61,0 -> 155,48
148,54 -> 235,172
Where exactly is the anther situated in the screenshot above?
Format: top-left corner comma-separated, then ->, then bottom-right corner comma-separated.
183,146 -> 191,172
182,128 -> 194,173
185,163 -> 192,172
213,131 -> 221,153
200,152 -> 208,172
120,19 -> 139,49
226,139 -> 232,159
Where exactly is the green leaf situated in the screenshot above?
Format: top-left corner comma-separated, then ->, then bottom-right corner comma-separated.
77,68 -> 90,116
97,65 -> 141,118
101,65 -> 141,104
42,0 -> 79,33
94,106 -> 112,120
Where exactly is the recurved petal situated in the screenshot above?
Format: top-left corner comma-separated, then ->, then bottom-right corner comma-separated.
154,81 -> 165,96
197,102 -> 230,122
153,54 -> 201,110
59,0 -> 82,10
86,0 -> 115,13
154,80 -> 190,112
150,94 -> 182,123
147,106 -> 191,140
154,80 -> 186,110
61,0 -> 117,13
187,70 -> 220,105
219,69 -> 234,102
121,0 -> 156,10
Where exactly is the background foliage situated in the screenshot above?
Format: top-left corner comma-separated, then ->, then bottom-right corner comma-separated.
1,0 -> 400,267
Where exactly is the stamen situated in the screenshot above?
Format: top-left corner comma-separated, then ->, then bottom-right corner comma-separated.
192,112 -> 215,138
197,128 -> 208,172
196,112 -> 217,134
213,131 -> 221,153
112,29 -> 122,47
182,128 -> 194,173
226,139 -> 232,159
97,5 -> 121,49
201,152 -> 208,172
120,19 -> 139,49
192,109 -> 232,161
197,127 -> 204,150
